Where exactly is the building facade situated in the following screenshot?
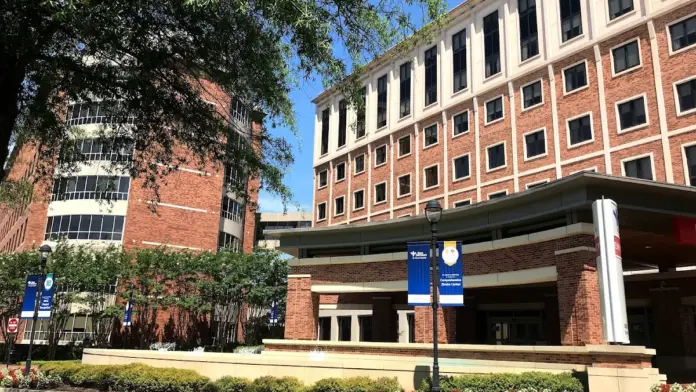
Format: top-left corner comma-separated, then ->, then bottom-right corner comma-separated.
255,212 -> 312,252
311,0 -> 696,226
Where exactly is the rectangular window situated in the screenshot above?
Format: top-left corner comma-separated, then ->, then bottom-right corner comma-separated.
669,15 -> 696,52
377,75 -> 388,128
398,174 -> 411,197
527,180 -> 548,189
375,182 -> 387,203
617,96 -> 647,131
317,203 -> 327,221
489,190 -> 508,199
453,155 -> 470,180
424,165 -> 439,189
685,145 -> 696,186
338,100 -> 347,147
375,145 -> 387,166
486,96 -> 504,123
335,196 -> 345,216
568,114 -> 593,145
564,62 -> 588,93
454,200 -> 471,207
318,317 -> 331,341
525,129 -> 546,158
425,46 -> 438,106
676,79 -> 696,114
354,155 -> 365,174
519,0 -> 539,61
398,135 -> 411,157
335,162 -> 346,181
608,0 -> 633,20
624,156 -> 653,180
400,62 -> 411,118
356,87 -> 366,138
560,0 -> 583,42
338,316 -> 351,341
612,40 -> 640,74
358,315 -> 372,342
522,80 -> 543,109
318,170 -> 328,188
484,11 -> 501,78
321,108 -> 330,155
354,189 -> 365,210
453,112 -> 469,136
423,124 -> 438,147
487,143 -> 506,170
44,214 -> 126,241
452,29 -> 468,93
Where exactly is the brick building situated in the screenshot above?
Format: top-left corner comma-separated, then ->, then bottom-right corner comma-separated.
270,0 -> 696,382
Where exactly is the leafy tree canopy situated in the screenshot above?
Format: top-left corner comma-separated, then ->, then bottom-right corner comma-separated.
0,0 -> 447,204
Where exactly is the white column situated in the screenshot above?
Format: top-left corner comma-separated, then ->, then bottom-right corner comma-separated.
414,124 -> 421,214
330,316 -> 339,341
442,111 -> 450,207
508,81 -> 520,192
647,21 -> 674,183
474,97 -> 482,201
351,315 -> 360,342
593,45 -> 612,175
547,65 -> 563,178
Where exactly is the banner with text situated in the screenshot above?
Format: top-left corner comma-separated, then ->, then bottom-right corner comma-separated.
21,273 -> 55,319
407,242 -> 430,306
439,241 -> 464,306
123,291 -> 134,327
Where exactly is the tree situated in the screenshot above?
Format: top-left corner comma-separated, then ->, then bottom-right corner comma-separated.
0,0 -> 447,205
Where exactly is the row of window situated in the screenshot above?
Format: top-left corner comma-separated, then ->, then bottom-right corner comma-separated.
220,196 -> 244,222
217,231 -> 241,252
65,101 -> 136,126
44,214 -> 126,241
51,175 -> 131,202
318,11 -> 696,156
59,137 -> 134,163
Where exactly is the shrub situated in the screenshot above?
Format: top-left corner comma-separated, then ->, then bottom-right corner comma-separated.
309,376 -> 402,392
206,377 -> 253,392
418,372 -> 584,392
0,367 -> 61,389
248,376 -> 305,392
652,384 -> 696,392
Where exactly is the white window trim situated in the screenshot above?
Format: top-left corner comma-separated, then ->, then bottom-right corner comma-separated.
317,202 -> 328,222
481,6 -> 504,81
610,37 -> 643,78
614,93 -> 649,134
374,181 -> 388,205
620,152 -> 656,181
672,75 -> 696,117
556,0 -> 586,47
667,11 -> 696,56
451,153 -> 472,182
561,59 -> 590,96
353,189 -> 366,211
423,44 -> 440,109
570,166 -> 598,174
397,213 -> 413,218
375,73 -> 389,132
396,173 -> 412,198
335,162 -> 347,183
485,141 -> 507,172
422,122 -> 440,149
398,60 -> 414,120
451,109 -> 471,138
423,163 -> 440,191
522,127 -> 548,161
334,195 -> 345,217
566,111 -> 595,149
354,154 -> 366,175
374,144 -> 388,168
525,179 -> 550,189
487,189 -> 508,200
682,141 -> 696,186
398,135 -> 413,158
453,198 -> 473,208
318,169 -> 329,190
484,95 -> 505,125
520,79 -> 545,112
604,0 -> 636,26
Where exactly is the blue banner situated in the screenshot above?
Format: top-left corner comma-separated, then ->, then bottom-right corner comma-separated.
408,242 -> 431,306
21,274 -> 55,319
270,298 -> 279,325
439,241 -> 464,306
123,291 -> 134,327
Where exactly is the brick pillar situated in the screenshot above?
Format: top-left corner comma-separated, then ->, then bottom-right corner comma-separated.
556,249 -> 604,346
372,297 -> 397,342
415,306 -> 456,343
284,275 -> 318,340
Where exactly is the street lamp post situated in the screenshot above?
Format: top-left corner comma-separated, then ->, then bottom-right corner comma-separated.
25,244 -> 51,375
424,200 -> 443,392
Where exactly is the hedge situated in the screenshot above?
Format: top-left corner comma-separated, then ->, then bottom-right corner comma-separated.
418,373 -> 585,392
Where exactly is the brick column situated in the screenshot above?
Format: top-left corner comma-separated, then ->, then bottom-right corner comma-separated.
414,306 -> 456,343
372,297 -> 397,342
284,275 -> 318,340
556,248 -> 604,346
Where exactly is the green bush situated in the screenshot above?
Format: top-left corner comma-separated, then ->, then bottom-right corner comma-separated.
205,377 -> 253,392
418,372 -> 584,392
248,376 -> 305,392
309,376 -> 402,392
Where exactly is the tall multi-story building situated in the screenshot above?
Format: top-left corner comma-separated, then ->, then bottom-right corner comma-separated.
311,0 -> 696,225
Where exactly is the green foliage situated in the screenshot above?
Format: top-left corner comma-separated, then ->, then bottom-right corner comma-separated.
310,377 -> 403,392
418,373 -> 585,392
210,377 -> 252,392
248,376 -> 305,392
0,179 -> 33,209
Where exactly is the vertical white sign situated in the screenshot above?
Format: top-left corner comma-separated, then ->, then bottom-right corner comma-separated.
592,199 -> 630,344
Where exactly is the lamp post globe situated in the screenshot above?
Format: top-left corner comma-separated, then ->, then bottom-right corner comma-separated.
425,200 -> 443,225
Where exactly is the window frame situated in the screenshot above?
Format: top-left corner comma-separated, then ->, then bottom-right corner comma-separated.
353,189 -> 365,211
453,198 -> 473,208
374,144 -> 388,168
398,135 -> 412,158
558,0 -> 584,43
424,46 -> 439,107
487,190 -> 508,200
483,10 -> 502,79
610,38 -> 643,78
520,79 -> 544,111
566,111 -> 595,149
484,95 -> 505,125
561,59 -> 590,96
320,107 -> 330,156
525,179 -> 550,189
614,93 -> 649,134
334,195 -> 346,217
451,109 -> 470,138
317,202 -> 328,222
399,61 -> 412,118
422,123 -> 439,149
317,169 -> 328,189
374,181 -> 388,205
423,163 -> 440,191
522,127 -> 548,161
337,99 -> 347,148
681,141 -> 696,186
354,154 -> 366,175
376,74 -> 389,129
570,166 -> 598,174
335,162 -> 347,182
452,28 -> 468,94
672,75 -> 696,117
605,0 -> 635,23
621,152 -> 655,181
451,153 -> 472,182
355,86 -> 367,140
518,0 -> 540,63
397,173 -> 412,198
485,141 -> 507,172
667,12 -> 696,56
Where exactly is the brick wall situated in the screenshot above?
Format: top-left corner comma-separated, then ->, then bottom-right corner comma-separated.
285,276 -> 318,340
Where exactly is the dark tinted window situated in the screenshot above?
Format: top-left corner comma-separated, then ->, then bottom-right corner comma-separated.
375,183 -> 387,202
685,145 -> 696,186
612,40 -> 640,74
44,214 -> 126,241
669,16 -> 696,52
377,75 -> 388,128
317,203 -> 327,220
354,190 -> 364,209
522,81 -> 543,108
488,144 -> 506,169
564,62 -> 588,92
399,136 -> 411,156
338,100 -> 347,147
452,29 -> 468,92
486,97 -> 504,123
624,156 -> 653,180
425,166 -> 439,188
519,0 -> 539,61
676,79 -> 696,113
356,87 -> 366,138
336,163 -> 346,181
454,200 -> 471,207
525,129 -> 546,158
355,155 -> 365,173
400,62 -> 412,118
453,112 -> 469,136
425,46 -> 438,106
424,124 -> 438,146
51,175 -> 130,202
335,197 -> 344,215
375,146 -> 387,166
453,155 -> 470,179
398,175 -> 411,196
484,11 -> 501,78
560,0 -> 583,42
568,115 -> 593,145
321,108 -> 329,155
608,0 -> 633,20
617,96 -> 647,130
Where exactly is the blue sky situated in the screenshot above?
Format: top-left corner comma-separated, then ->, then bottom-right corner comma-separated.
257,0 -> 461,213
